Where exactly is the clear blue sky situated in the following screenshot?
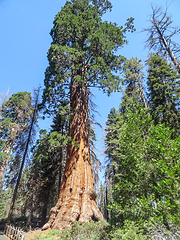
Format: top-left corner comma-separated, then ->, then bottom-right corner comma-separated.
0,0 -> 180,171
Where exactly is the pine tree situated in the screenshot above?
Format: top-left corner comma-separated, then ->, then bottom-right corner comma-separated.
0,92 -> 34,191
122,57 -> 147,110
6,89 -> 40,225
41,0 -> 134,230
89,93 -> 102,192
105,58 -> 147,181
106,101 -> 180,229
147,53 -> 180,136
30,130 -> 66,226
105,108 -> 122,180
25,107 -> 69,227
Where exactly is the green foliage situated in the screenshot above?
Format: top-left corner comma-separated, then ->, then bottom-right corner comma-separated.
105,107 -> 124,180
42,0 -> 134,111
0,91 -> 36,223
0,168 -> 31,221
59,221 -> 109,240
144,220 -> 180,239
106,101 -> 180,229
30,129 -> 66,183
121,57 -> 147,111
31,221 -> 109,240
27,129 -> 66,223
98,181 -> 113,221
91,0 -> 112,15
0,92 -> 34,180
12,167 -> 31,218
0,92 -> 33,144
0,92 -> 33,135
122,58 -> 145,100
110,220 -> 145,240
0,188 -> 11,219
147,53 -> 180,136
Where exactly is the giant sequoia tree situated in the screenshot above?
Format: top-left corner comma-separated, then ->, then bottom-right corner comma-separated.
42,0 -> 134,230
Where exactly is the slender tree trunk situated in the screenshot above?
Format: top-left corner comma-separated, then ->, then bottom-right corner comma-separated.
154,21 -> 180,73
105,186 -> 109,221
42,80 -> 103,231
6,90 -> 39,225
136,75 -> 148,109
41,187 -> 50,227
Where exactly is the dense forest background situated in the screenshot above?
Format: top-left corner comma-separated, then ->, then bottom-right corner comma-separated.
1,0 -> 180,239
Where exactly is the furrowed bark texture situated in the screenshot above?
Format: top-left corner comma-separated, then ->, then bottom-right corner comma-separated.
42,80 -> 103,230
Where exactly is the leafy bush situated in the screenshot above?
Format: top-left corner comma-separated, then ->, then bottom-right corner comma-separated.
144,220 -> 180,239
107,104 -> 180,228
59,220 -> 109,240
31,220 -> 109,240
110,220 -> 180,239
110,220 -> 145,240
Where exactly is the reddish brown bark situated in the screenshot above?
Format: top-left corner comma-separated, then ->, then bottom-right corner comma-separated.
42,81 -> 103,230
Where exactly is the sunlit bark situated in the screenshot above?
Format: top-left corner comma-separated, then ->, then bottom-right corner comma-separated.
42,79 -> 103,230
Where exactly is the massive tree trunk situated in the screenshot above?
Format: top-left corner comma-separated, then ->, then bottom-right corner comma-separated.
42,80 -> 103,231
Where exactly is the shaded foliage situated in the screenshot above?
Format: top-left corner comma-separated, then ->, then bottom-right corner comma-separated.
147,53 -> 180,137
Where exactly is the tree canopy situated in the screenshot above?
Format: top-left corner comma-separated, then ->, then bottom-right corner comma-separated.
42,0 -> 135,113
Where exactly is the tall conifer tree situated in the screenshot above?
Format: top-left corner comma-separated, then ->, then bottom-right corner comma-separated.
42,0 -> 134,230
121,58 -> 147,110
147,53 -> 180,136
0,92 -> 33,191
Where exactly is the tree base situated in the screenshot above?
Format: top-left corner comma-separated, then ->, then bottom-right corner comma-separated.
42,150 -> 103,230
42,188 -> 103,230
